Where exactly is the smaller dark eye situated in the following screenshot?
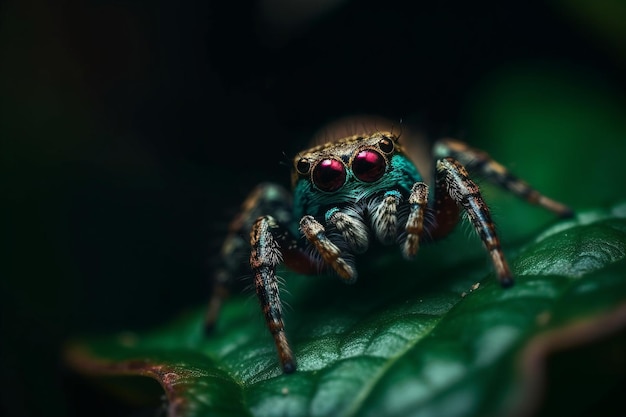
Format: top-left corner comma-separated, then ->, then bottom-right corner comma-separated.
312,158 -> 346,192
296,159 -> 311,174
378,137 -> 394,154
352,149 -> 386,182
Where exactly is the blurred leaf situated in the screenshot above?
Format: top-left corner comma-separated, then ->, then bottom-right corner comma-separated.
66,202 -> 626,417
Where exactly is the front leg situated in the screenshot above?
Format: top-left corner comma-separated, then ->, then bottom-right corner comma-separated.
436,157 -> 513,287
367,185 -> 430,259
402,182 -> 429,259
250,216 -> 297,373
205,183 -> 293,333
205,183 -> 320,354
300,215 -> 357,282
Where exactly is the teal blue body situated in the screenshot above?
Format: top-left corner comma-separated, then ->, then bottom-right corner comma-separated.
292,154 -> 423,228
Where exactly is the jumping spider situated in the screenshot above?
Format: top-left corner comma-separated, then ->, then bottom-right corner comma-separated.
205,118 -> 572,374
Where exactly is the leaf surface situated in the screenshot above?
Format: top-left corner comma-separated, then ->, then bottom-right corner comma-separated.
66,203 -> 626,417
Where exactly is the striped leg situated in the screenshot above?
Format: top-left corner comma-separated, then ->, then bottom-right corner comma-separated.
372,191 -> 401,244
250,215 -> 296,373
434,139 -> 573,217
436,157 -> 513,287
326,208 -> 370,254
205,183 -> 293,333
299,215 -> 357,283
403,182 -> 429,259
206,183 -> 322,374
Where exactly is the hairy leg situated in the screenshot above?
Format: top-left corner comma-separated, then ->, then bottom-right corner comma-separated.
205,183 -> 295,332
402,182 -> 429,259
299,215 -> 357,282
434,139 -> 573,217
436,157 -> 513,287
371,191 -> 401,244
326,207 -> 370,254
249,215 -> 297,373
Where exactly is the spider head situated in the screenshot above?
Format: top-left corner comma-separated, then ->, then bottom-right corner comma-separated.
291,133 -> 423,220
291,133 -> 398,192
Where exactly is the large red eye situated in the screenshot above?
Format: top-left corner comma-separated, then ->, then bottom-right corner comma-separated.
352,149 -> 386,182
312,158 -> 346,192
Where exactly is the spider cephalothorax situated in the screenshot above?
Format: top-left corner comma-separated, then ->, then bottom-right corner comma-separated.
205,120 -> 572,374
290,133 -> 427,268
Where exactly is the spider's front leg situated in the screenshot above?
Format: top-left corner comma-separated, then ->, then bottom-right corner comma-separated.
205,183 -> 293,333
300,214 -> 357,282
435,157 -> 513,287
252,210 -> 348,373
205,185 -> 319,367
249,216 -> 298,373
368,185 -> 430,259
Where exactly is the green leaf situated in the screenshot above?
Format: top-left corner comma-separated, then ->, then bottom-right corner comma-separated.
66,202 -> 626,417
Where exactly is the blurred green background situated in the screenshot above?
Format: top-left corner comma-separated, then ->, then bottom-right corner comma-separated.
1,0 -> 625,416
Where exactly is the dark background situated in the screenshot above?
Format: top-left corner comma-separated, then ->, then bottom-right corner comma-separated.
1,0 -> 624,416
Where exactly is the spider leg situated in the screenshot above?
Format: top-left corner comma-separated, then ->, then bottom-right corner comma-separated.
300,215 -> 357,283
205,183 -> 296,333
434,139 -> 573,217
371,191 -> 401,244
252,212 -> 361,373
402,182 -> 429,259
326,208 -> 369,254
436,157 -> 513,287
249,215 -> 300,373
367,185 -> 429,258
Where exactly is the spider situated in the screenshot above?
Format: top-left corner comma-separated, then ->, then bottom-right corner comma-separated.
204,117 -> 572,374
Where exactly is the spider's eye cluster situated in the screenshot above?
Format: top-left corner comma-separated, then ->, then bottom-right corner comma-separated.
312,158 -> 346,192
296,136 -> 396,192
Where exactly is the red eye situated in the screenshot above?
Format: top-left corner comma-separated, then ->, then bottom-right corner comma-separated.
352,150 -> 386,182
312,158 -> 346,192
